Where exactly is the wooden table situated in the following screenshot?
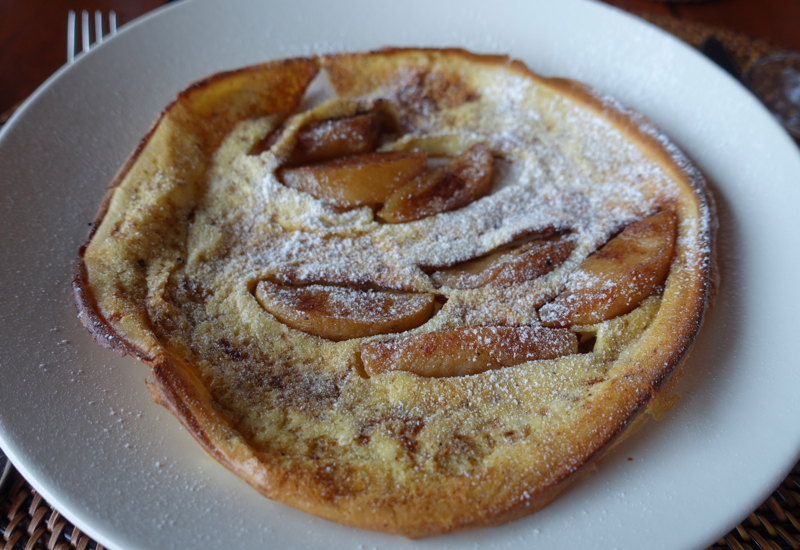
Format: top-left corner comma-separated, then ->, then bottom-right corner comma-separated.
0,0 -> 167,118
2,0 -> 799,118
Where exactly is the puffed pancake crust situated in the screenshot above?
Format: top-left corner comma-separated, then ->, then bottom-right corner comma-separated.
73,48 -> 716,537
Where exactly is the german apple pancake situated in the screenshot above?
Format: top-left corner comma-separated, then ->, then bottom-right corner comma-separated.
73,48 -> 716,537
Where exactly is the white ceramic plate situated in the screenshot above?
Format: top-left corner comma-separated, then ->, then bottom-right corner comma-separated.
2,0 -> 800,548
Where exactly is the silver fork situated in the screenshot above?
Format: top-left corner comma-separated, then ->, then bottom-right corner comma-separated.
67,10 -> 117,64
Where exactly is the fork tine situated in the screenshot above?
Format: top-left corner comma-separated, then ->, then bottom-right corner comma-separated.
69,10 -> 117,63
94,11 -> 103,44
67,10 -> 75,63
81,10 -> 90,53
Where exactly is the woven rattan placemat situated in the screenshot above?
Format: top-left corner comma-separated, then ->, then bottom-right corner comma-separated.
1,13 -> 798,550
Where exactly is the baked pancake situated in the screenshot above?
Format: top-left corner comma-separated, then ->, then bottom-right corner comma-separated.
73,48 -> 716,537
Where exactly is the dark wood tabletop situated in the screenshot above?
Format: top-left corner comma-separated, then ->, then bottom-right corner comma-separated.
602,0 -> 800,52
1,0 -> 799,118
0,0 -> 166,118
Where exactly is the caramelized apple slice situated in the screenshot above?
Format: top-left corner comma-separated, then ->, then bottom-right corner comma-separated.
433,238 -> 575,289
278,151 -> 427,208
539,211 -> 677,328
361,326 -> 577,377
377,144 -> 494,223
255,281 -> 435,341
286,112 -> 382,166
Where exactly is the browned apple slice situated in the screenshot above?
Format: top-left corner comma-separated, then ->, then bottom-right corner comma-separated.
286,112 -> 382,166
361,326 -> 577,377
432,238 -> 575,289
255,281 -> 435,341
377,143 -> 494,223
278,151 -> 427,208
538,210 -> 678,328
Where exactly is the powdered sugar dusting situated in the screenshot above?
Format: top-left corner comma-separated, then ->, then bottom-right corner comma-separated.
139,52 -> 713,511
262,283 -> 430,322
189,55 -> 712,377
